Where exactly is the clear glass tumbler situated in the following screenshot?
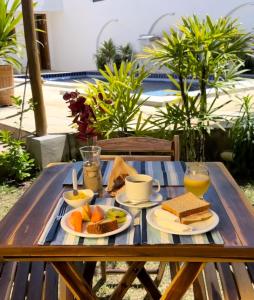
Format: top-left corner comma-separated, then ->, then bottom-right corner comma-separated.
183,163 -> 210,198
80,146 -> 102,193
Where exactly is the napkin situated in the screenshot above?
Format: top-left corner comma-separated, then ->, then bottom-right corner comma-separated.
106,156 -> 137,196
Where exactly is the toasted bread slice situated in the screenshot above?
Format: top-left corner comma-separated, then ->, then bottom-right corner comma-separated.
86,219 -> 118,234
162,192 -> 210,218
181,210 -> 213,224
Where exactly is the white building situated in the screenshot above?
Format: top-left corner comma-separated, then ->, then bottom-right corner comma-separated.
16,0 -> 254,72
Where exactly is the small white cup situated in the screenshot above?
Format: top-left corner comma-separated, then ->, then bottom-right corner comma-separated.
125,174 -> 160,203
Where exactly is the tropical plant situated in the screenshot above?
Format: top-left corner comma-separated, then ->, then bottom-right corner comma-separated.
95,38 -> 117,70
0,0 -> 22,68
230,95 -> 254,177
0,130 -> 35,182
115,43 -> 133,69
140,15 -> 253,161
95,39 -> 134,71
85,61 -> 151,138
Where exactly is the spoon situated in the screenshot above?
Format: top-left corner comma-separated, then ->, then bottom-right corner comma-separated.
72,168 -> 78,196
124,199 -> 152,205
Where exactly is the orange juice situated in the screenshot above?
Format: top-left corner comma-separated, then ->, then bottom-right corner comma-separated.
184,174 -> 210,197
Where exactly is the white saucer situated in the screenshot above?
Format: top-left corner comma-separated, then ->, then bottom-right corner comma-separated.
115,191 -> 163,208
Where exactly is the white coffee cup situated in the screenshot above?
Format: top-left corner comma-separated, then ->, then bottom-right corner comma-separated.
125,174 -> 160,203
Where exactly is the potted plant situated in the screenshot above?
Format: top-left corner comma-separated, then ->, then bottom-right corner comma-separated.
0,0 -> 22,106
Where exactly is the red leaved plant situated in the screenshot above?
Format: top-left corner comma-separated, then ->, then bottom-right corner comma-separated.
63,91 -> 97,141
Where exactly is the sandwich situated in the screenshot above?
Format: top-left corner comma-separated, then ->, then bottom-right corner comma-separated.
162,192 -> 212,224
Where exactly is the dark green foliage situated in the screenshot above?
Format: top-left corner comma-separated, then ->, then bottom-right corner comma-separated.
230,95 -> 254,177
0,131 -> 35,182
95,38 -> 116,70
115,43 -> 133,69
243,54 -> 254,74
95,39 -> 134,70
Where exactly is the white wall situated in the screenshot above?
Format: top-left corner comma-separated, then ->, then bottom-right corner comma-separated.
26,0 -> 254,71
35,0 -> 63,11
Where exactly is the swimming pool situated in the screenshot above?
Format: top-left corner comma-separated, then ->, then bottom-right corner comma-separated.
36,71 -> 199,97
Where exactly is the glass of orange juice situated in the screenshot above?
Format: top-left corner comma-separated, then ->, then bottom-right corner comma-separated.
184,163 -> 210,198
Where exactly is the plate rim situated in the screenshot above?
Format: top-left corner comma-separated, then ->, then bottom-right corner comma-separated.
115,191 -> 163,208
61,205 -> 132,238
146,206 -> 219,236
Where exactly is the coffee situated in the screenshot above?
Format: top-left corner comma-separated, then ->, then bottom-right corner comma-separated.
130,180 -> 146,183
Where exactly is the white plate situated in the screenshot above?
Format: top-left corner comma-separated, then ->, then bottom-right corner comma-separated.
146,206 -> 219,235
61,205 -> 132,238
115,191 -> 163,208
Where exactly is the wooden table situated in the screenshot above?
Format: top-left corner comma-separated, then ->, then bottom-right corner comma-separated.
0,162 -> 254,300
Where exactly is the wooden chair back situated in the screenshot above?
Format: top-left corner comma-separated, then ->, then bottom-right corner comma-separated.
96,135 -> 180,161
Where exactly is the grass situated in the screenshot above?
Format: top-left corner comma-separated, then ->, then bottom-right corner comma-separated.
238,180 -> 254,205
0,180 -> 253,299
0,182 -> 32,221
93,262 -> 193,299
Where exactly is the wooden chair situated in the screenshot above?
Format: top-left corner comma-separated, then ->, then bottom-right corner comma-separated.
193,262 -> 254,300
97,135 -> 180,161
0,262 -> 59,300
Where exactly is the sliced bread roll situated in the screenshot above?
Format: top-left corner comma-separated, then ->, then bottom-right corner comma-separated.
87,219 -> 118,234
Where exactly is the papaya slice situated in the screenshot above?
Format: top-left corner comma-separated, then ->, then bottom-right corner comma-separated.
69,211 -> 82,232
91,206 -> 104,223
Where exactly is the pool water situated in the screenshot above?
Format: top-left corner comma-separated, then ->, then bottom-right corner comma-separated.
18,72 -> 200,96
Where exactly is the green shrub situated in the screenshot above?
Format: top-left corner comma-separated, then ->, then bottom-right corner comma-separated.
85,61 -> 151,138
95,39 -> 134,70
140,15 -> 253,161
0,130 -> 35,182
230,95 -> 254,177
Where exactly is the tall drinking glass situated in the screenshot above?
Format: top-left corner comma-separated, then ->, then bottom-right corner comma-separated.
184,163 -> 210,198
80,146 -> 102,193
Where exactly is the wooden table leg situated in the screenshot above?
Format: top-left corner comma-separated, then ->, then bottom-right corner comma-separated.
52,262 -> 97,300
136,266 -> 161,299
161,262 -> 205,300
110,262 -> 161,300
83,262 -> 97,287
110,262 -> 146,299
169,262 -> 180,280
59,276 -> 74,300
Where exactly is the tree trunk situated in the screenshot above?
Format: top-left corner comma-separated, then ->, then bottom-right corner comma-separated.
21,0 -> 47,136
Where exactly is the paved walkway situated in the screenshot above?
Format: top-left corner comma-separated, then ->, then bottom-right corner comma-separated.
0,80 -> 254,136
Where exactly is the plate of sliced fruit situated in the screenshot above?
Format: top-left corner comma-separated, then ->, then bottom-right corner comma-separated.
61,204 -> 132,238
